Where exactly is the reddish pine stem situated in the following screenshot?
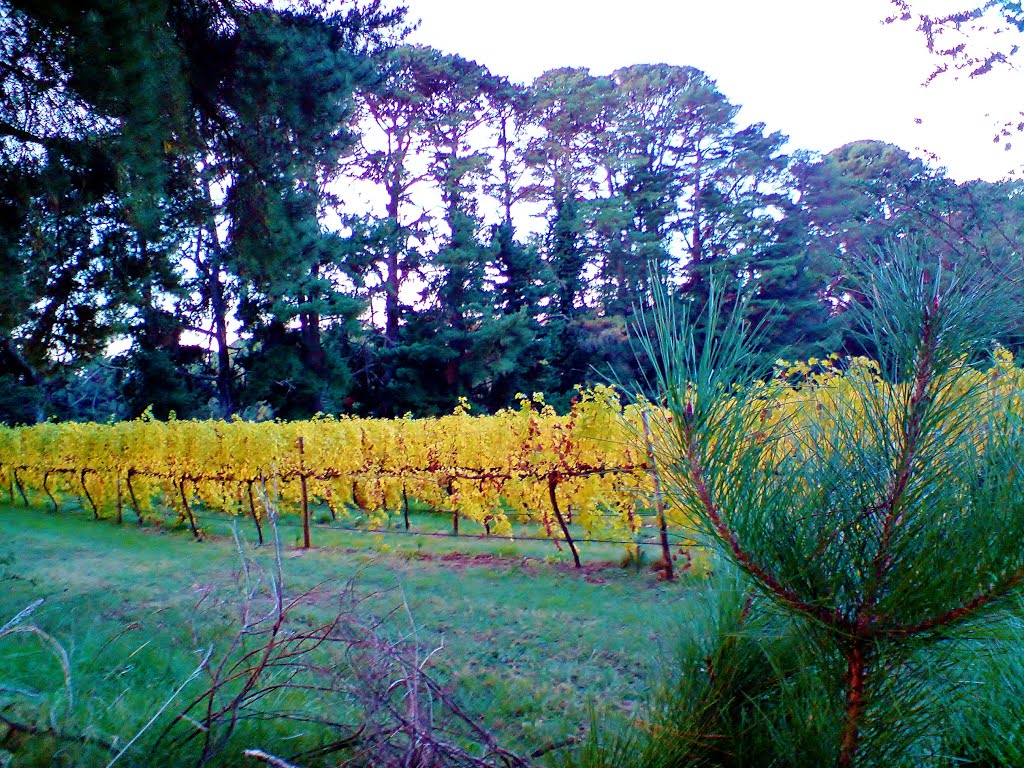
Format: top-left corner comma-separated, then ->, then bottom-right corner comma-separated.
871,309 -> 935,587
683,436 -> 846,631
839,638 -> 868,768
890,569 -> 1024,638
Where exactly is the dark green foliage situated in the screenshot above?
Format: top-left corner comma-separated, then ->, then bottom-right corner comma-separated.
238,320 -> 357,419
121,347 -> 204,421
210,5 -> 403,418
121,305 -> 211,419
746,214 -> 841,367
565,582 -> 843,768
571,575 -> 1024,768
0,0 -> 406,422
792,141 -> 955,310
793,140 -> 1024,356
4,1 -> 1023,421
548,198 -> 589,321
0,375 -> 43,425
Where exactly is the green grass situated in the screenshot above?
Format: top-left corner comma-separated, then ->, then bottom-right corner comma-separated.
0,500 -> 709,766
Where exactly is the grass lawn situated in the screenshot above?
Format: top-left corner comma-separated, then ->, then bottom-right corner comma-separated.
0,500 -> 711,766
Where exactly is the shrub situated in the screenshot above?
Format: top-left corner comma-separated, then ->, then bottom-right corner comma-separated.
615,246 -> 1024,767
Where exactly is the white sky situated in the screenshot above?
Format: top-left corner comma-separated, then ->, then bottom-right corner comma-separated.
405,0 -> 1024,183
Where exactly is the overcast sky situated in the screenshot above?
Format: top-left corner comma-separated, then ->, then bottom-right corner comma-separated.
405,0 -> 1024,183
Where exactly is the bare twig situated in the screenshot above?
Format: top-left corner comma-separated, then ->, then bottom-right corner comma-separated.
242,748 -> 303,768
0,601 -> 73,714
155,486 -> 534,768
104,645 -> 213,768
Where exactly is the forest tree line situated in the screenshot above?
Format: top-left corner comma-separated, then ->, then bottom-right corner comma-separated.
2,0 -> 1023,423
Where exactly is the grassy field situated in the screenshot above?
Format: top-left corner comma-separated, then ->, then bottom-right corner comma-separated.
0,500 -> 711,766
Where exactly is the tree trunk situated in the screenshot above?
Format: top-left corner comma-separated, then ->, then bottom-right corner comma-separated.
202,176 -> 234,415
42,472 -> 58,513
125,470 -> 144,524
298,437 -> 311,549
384,183 -> 402,346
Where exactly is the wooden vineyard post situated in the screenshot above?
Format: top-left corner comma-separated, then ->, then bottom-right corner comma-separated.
246,481 -> 264,546
402,485 -> 410,530
548,474 -> 581,568
446,477 -> 458,535
298,436 -> 311,549
80,469 -> 99,519
12,469 -> 27,506
178,479 -> 202,540
115,475 -> 123,525
42,472 -> 58,513
125,470 -> 144,524
642,410 -> 674,581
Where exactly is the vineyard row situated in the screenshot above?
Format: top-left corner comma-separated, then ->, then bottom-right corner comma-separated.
0,388 -> 678,567
4,355 -> 1022,569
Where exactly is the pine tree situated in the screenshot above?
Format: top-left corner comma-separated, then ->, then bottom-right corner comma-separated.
623,244 -> 1024,767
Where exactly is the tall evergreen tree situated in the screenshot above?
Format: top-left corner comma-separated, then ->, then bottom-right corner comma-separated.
745,214 -> 841,367
796,143 -> 1024,353
222,6 -> 396,417
793,140 -> 956,296
0,0 -> 407,421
